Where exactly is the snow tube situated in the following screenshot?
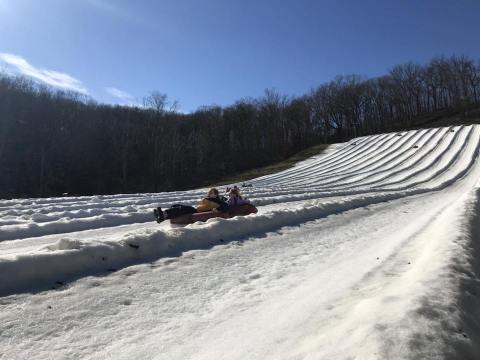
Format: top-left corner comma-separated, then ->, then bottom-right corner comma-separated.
170,204 -> 258,225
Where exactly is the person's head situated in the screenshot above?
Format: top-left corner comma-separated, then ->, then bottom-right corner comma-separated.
229,188 -> 240,197
208,188 -> 219,198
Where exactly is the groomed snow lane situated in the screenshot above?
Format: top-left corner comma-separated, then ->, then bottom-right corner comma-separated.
0,182 -> 477,359
2,125 -> 480,359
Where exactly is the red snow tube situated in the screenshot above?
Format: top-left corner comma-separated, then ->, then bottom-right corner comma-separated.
170,204 -> 258,225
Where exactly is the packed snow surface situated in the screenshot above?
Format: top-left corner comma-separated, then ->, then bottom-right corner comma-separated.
1,125 -> 480,359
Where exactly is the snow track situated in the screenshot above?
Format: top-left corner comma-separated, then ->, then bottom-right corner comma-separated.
2,125 -> 480,359
0,125 -> 479,289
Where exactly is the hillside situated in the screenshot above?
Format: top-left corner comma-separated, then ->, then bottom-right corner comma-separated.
2,54 -> 479,199
210,143 -> 331,186
1,125 -> 480,359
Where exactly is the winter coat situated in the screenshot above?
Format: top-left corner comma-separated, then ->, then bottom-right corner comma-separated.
196,197 -> 228,212
228,196 -> 250,207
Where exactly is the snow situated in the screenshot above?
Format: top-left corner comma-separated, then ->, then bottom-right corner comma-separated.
1,125 -> 480,359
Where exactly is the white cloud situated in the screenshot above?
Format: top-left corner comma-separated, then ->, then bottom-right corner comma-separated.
105,86 -> 140,107
0,53 -> 88,94
105,86 -> 133,100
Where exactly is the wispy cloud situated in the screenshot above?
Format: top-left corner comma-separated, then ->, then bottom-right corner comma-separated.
0,53 -> 88,94
105,86 -> 133,100
105,86 -> 139,106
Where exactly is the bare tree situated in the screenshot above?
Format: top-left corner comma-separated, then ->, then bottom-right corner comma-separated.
143,90 -> 180,114
2,54 -> 480,199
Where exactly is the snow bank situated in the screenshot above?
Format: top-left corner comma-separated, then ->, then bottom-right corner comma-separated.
0,158 -> 477,297
1,125 -> 480,296
0,211 -> 152,242
0,195 -> 367,295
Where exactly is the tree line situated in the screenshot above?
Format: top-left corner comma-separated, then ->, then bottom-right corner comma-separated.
1,55 -> 479,198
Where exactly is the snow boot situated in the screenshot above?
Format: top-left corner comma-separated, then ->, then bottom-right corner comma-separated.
153,207 -> 165,223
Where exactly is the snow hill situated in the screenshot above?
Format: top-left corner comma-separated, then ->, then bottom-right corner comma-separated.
2,125 -> 480,359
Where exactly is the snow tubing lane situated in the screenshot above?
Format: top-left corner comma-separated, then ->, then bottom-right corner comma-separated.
169,204 -> 258,225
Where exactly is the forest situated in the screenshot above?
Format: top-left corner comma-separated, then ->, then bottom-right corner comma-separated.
1,55 -> 479,198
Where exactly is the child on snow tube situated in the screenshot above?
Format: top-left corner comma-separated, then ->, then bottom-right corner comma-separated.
154,188 -> 228,223
196,188 -> 229,212
227,187 -> 251,207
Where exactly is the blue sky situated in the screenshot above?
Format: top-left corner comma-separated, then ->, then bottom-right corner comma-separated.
0,0 -> 479,112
